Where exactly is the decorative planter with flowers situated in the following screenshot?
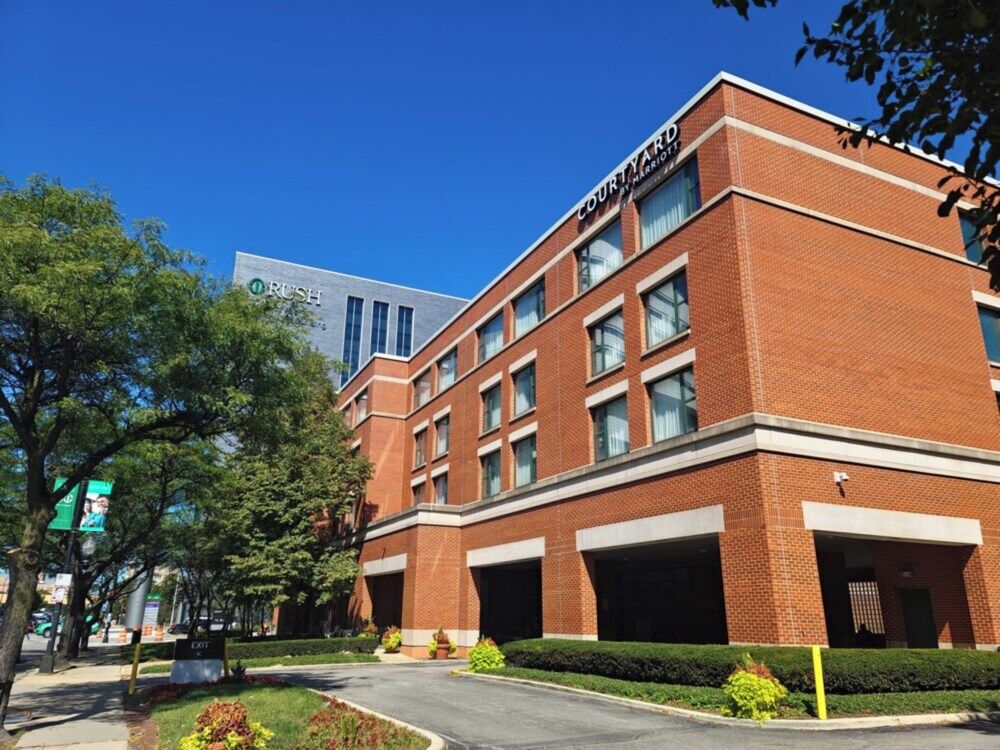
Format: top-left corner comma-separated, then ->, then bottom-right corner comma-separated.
427,627 -> 456,659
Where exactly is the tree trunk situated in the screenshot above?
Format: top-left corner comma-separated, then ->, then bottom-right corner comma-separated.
59,574 -> 88,659
0,503 -> 51,725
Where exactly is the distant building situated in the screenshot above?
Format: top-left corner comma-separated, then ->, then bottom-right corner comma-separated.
233,252 -> 467,386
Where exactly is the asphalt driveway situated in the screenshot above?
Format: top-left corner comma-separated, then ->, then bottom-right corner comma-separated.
272,661 -> 1000,749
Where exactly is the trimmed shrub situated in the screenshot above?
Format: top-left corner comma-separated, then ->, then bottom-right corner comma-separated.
177,699 -> 273,750
382,626 -> 402,653
721,656 -> 788,721
501,639 -> 1000,694
468,638 -> 505,673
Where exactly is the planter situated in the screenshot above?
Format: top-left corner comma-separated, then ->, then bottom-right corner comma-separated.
435,643 -> 450,660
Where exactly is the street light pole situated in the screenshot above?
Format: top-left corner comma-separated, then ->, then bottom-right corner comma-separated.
39,480 -> 88,674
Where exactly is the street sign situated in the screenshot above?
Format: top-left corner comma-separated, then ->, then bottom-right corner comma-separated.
174,636 -> 225,661
48,478 -> 113,532
171,636 -> 225,684
51,573 -> 72,604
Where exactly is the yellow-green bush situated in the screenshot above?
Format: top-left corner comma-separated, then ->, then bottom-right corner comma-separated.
721,658 -> 789,722
381,626 -> 402,653
177,700 -> 273,750
468,638 -> 505,673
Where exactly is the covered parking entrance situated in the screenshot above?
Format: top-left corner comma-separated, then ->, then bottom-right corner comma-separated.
468,538 -> 544,645
362,553 -> 407,631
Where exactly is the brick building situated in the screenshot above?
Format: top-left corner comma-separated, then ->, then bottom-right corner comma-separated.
324,73 -> 1000,656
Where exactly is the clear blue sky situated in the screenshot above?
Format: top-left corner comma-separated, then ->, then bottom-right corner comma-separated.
3,1 -> 887,298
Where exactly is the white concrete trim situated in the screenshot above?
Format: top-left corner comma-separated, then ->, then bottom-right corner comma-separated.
584,379 -> 629,409
508,421 -> 538,443
576,505 -> 724,552
467,537 -> 545,568
411,419 -> 428,435
542,633 -> 598,641
430,463 -> 449,479
802,501 -> 982,546
636,252 -> 689,295
973,291 -> 1000,312
410,476 -> 426,488
991,379 -> 1000,393
641,348 -> 696,384
582,294 -> 625,329
363,553 -> 407,577
477,438 -> 503,457
432,404 -> 452,422
478,372 -> 503,393
350,438 -> 362,450
508,349 -> 538,374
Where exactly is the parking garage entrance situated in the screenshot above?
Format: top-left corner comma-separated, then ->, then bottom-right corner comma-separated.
594,537 -> 727,644
477,560 -> 542,645
366,572 -> 404,631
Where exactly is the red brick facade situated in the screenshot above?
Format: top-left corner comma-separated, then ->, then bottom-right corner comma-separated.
328,74 -> 1000,655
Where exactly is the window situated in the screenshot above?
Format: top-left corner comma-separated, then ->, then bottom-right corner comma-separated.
433,473 -> 448,504
979,307 -> 1000,362
640,160 -> 701,249
649,367 -> 697,442
478,313 -> 504,362
395,306 -> 414,357
355,389 -> 369,422
340,296 -> 364,386
412,481 -> 426,505
370,301 -> 389,355
435,415 -> 450,457
513,435 -> 537,487
961,211 -> 985,264
645,271 -> 689,347
481,450 -> 501,497
589,311 -> 625,375
513,364 -> 536,416
438,349 -> 458,390
514,281 -> 545,337
593,396 -> 629,461
578,221 -> 623,292
413,429 -> 426,468
414,371 -> 431,408
482,384 -> 501,432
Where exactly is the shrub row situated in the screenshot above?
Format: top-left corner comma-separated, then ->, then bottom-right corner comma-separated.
123,636 -> 376,663
500,639 -> 1000,694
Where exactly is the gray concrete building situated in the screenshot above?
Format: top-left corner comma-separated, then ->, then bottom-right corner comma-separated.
233,251 -> 467,385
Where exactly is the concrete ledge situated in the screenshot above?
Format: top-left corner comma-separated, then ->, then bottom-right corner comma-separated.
576,504 -> 724,552
363,553 -> 407,576
456,671 -> 1000,732
467,537 -> 545,568
802,501 -> 982,546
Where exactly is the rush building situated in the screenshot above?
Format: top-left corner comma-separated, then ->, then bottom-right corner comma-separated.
314,73 -> 1000,655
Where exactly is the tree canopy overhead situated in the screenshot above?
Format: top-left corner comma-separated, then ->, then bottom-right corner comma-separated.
715,0 -> 1000,286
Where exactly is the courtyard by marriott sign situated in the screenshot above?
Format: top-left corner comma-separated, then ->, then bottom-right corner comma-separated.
577,123 -> 681,220
247,277 -> 322,306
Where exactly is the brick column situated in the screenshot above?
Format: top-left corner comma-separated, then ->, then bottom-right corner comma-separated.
962,540 -> 1000,650
404,525 -> 462,657
719,526 -> 828,646
541,543 -> 597,639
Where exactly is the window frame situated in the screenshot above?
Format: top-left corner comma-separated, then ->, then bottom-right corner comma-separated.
369,300 -> 390,355
592,395 -> 630,462
481,383 -> 502,433
589,310 -> 626,376
480,449 -> 502,498
395,305 -> 414,357
434,415 -> 450,457
433,473 -> 448,504
577,220 -> 623,292
513,434 -> 537,487
412,481 -> 426,505
413,429 -> 426,469
648,366 -> 698,444
512,363 -> 536,417
978,306 -> 1000,363
643,270 -> 690,349
413,370 -> 432,409
513,280 -> 546,337
960,210 -> 985,264
355,389 -> 369,422
437,348 -> 458,391
639,158 -> 701,250
478,312 -> 505,363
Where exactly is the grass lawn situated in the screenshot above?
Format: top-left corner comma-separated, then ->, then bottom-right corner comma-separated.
150,682 -> 325,748
139,651 -> 379,674
486,667 -> 1000,719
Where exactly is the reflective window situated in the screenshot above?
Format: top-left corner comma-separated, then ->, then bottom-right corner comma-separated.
412,481 -> 426,505
481,450 -> 501,498
514,281 -> 545,337
413,429 -> 426,468
370,301 -> 389,355
590,311 -> 625,375
435,416 -> 450,457
340,296 -> 365,386
434,473 -> 448,504
979,307 -> 1000,362
414,371 -> 431,408
640,160 -> 701,249
395,306 -> 414,357
513,435 -> 537,487
513,364 -> 536,416
478,313 -> 504,362
961,211 -> 985,264
578,221 -> 623,292
645,271 -> 689,347
649,367 -> 697,443
438,349 -> 458,390
482,384 -> 501,432
593,396 -> 629,461
356,389 -> 369,422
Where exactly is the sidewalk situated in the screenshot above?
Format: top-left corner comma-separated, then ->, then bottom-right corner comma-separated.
7,662 -> 127,749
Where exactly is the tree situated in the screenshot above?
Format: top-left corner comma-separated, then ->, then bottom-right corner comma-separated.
0,175 -> 318,723
714,0 -> 1000,286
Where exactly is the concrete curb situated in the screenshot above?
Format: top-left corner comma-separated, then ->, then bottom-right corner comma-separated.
306,689 -> 445,750
456,670 -> 1000,732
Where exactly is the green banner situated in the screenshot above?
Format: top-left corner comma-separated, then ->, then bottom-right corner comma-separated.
48,478 -> 114,533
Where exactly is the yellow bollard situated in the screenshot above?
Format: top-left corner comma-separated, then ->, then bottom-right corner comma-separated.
811,645 -> 827,720
128,643 -> 142,696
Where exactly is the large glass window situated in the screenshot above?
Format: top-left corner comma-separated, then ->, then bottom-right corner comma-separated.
513,364 -> 536,416
412,481 -> 426,505
413,429 -> 426,468
513,435 -> 537,487
481,450 -> 501,498
514,281 -> 545,337
355,389 -> 369,422
979,307 -> 1000,362
482,384 -> 501,432
433,473 -> 448,504
593,396 -> 630,461
395,306 -> 414,357
370,300 -> 389,355
649,367 -> 697,443
578,221 -> 623,292
414,371 -> 431,408
340,296 -> 364,386
640,160 -> 701,249
589,311 -> 625,375
645,271 -> 690,347
478,313 -> 504,362
961,211 -> 985,264
435,416 -> 450,457
438,349 -> 458,390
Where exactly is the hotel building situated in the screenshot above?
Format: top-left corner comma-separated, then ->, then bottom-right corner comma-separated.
312,73 -> 1000,655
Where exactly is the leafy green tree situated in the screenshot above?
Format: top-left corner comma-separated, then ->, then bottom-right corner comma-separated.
0,175 -> 317,723
715,0 -> 1000,286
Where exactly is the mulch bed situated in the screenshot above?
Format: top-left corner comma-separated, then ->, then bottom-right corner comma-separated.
123,689 -> 158,750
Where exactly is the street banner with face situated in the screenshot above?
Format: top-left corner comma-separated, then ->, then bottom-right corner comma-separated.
48,478 -> 114,532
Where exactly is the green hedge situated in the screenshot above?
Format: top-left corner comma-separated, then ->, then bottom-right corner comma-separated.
501,639 -> 1000,694
122,636 -> 376,663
